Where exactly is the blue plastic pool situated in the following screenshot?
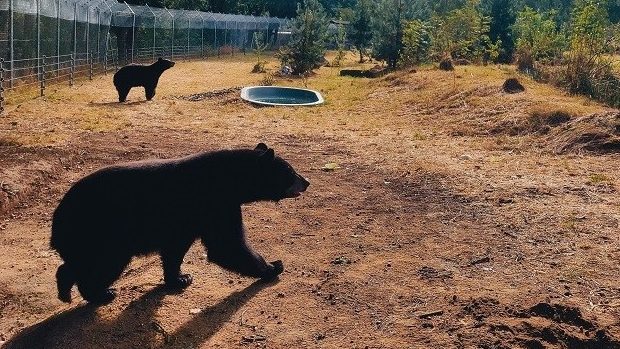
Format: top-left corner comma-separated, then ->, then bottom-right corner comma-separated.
240,86 -> 324,106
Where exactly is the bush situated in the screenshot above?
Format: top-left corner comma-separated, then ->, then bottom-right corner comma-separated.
251,32 -> 269,73
556,0 -> 620,107
350,0 -> 374,63
278,0 -> 329,75
371,0 -> 404,68
428,0 -> 497,63
512,7 -> 565,63
401,19 -> 430,67
332,20 -> 348,67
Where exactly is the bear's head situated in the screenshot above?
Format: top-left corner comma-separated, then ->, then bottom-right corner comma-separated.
250,143 -> 309,202
155,57 -> 175,71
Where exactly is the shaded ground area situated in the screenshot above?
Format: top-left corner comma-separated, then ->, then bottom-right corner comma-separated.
0,55 -> 619,348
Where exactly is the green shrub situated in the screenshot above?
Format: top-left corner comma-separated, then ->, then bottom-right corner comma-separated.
332,19 -> 348,67
349,0 -> 374,63
428,0 -> 496,63
278,0 -> 329,75
401,19 -> 431,67
558,0 -> 620,107
371,0 -> 404,68
512,7 -> 566,63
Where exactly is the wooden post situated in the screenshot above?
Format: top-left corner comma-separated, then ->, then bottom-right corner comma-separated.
40,55 -> 46,97
0,59 -> 5,114
70,53 -> 75,86
89,53 -> 93,80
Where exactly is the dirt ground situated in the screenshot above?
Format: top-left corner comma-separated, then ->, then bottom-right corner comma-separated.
0,54 -> 619,349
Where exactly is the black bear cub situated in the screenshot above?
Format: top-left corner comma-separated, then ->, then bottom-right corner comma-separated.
113,57 -> 175,102
51,143 -> 309,305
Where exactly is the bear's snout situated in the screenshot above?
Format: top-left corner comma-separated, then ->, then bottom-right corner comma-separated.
284,175 -> 309,198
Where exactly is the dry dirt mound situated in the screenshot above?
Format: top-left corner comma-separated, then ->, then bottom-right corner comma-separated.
493,111 -> 620,154
456,298 -> 620,349
492,109 -> 574,136
503,78 -> 525,93
439,58 -> 455,71
0,145 -> 66,217
550,111 -> 620,154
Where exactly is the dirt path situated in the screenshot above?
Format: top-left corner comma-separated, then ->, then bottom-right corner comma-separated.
1,56 -> 619,348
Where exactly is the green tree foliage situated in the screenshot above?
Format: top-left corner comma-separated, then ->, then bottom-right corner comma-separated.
124,0 -> 301,18
319,0 -> 356,16
521,0 -> 573,24
570,0 -> 610,53
332,20 -> 348,66
371,0 -> 404,68
400,19 -> 430,66
609,0 -> 620,23
429,0 -> 495,62
512,7 -> 565,62
561,0 -> 620,105
279,0 -> 329,74
349,0 -> 374,63
482,0 -> 516,63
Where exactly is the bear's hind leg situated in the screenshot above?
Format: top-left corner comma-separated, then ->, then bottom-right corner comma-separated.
160,238 -> 194,291
76,256 -> 130,305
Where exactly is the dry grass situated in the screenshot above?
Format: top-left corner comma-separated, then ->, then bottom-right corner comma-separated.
0,53 -> 619,349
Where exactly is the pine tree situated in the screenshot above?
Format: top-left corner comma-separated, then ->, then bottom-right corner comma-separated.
372,0 -> 404,68
279,0 -> 329,74
486,0 -> 516,63
350,0 -> 374,62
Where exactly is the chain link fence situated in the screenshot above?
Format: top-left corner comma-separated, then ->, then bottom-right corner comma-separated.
0,0 -> 292,111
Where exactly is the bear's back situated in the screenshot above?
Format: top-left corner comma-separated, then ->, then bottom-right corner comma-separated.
113,64 -> 154,87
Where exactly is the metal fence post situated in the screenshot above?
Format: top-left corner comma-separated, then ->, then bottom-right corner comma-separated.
187,16 -> 190,60
164,8 -> 174,59
57,0 -> 61,76
214,19 -> 218,57
86,5 -> 90,63
70,53 -> 75,86
40,56 -> 46,97
103,32 -> 109,75
9,0 -> 14,88
73,2 -> 78,62
97,8 -> 101,68
167,8 -> 174,60
36,0 -> 41,82
124,2 -> 135,63
146,4 -> 156,61
199,12 -> 204,59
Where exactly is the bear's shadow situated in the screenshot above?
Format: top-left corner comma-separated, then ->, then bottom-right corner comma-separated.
3,279 -> 275,349
89,100 -> 151,107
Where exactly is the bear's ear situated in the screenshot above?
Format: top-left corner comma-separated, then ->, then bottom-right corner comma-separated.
255,143 -> 268,151
259,148 -> 275,161
158,57 -> 163,61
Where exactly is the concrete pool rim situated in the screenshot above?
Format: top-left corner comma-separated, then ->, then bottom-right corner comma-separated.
240,86 -> 325,106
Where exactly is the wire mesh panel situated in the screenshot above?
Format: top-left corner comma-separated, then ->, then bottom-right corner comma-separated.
0,0 -> 291,98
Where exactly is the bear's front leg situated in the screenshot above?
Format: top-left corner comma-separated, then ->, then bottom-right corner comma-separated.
117,86 -> 130,103
160,238 -> 195,290
145,85 -> 156,100
203,207 -> 284,280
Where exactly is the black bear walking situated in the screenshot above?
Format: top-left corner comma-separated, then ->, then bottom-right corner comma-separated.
50,143 -> 309,305
113,57 -> 175,102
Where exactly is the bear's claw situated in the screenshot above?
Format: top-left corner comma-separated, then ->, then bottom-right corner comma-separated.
165,274 -> 193,290
261,260 -> 284,281
85,288 -> 117,305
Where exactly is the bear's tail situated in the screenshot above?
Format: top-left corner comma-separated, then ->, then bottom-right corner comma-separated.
56,263 -> 75,303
